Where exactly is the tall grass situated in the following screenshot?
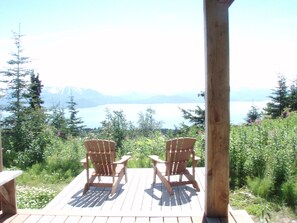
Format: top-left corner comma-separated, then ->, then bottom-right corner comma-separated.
230,112 -> 297,207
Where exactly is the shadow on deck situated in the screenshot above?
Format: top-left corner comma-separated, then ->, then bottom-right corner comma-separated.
43,168 -> 205,215
0,168 -> 254,222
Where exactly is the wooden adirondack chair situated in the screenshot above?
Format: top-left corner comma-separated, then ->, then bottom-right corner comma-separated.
82,139 -> 131,196
149,137 -> 200,195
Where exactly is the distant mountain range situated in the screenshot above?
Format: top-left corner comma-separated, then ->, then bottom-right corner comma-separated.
41,86 -> 271,108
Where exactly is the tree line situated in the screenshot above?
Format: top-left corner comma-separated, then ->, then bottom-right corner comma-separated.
244,75 -> 297,123
180,75 -> 297,126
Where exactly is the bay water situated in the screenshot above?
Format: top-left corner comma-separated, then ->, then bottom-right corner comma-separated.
77,101 -> 268,129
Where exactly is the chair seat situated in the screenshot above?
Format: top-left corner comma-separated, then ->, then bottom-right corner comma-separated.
91,164 -> 125,177
156,163 -> 191,176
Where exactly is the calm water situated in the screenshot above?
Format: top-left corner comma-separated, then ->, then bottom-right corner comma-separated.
77,101 -> 268,129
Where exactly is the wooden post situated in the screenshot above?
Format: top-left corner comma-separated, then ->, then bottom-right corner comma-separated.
204,0 -> 233,217
0,123 -> 3,172
0,170 -> 23,214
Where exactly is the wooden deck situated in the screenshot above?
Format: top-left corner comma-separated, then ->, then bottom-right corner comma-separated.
0,168 -> 254,222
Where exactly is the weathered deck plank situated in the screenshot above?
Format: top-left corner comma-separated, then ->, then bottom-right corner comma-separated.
0,209 -> 254,223
43,168 -> 205,216
128,167 -> 149,212
0,167 -> 254,222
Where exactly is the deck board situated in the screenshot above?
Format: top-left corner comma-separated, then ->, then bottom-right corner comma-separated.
35,215 -> 55,223
0,208 -> 254,223
129,168 -> 148,211
44,168 -> 204,216
0,167 -> 254,222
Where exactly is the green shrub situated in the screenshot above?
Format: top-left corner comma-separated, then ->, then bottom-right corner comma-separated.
122,132 -> 166,168
230,112 -> 297,201
43,136 -> 85,180
281,179 -> 297,207
247,177 -> 273,199
230,187 -> 273,218
229,126 -> 250,188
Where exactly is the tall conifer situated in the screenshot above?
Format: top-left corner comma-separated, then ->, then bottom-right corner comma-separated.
67,95 -> 84,136
264,75 -> 289,118
0,26 -> 32,152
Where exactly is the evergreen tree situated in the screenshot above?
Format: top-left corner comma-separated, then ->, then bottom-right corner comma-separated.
0,27 -> 50,167
245,106 -> 262,124
25,71 -> 46,135
48,104 -> 69,138
67,95 -> 84,137
179,92 -> 205,129
264,75 -> 289,118
0,27 -> 32,152
288,77 -> 297,111
28,71 -> 44,109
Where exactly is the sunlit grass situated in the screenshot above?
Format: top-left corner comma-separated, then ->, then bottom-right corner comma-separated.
230,187 -> 297,223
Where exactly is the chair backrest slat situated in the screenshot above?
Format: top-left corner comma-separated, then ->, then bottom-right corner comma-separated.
165,137 -> 196,175
85,139 -> 116,176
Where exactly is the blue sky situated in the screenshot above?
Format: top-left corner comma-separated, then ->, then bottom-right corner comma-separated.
0,0 -> 296,96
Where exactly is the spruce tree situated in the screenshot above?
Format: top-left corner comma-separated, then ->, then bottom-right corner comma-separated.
179,92 -> 205,129
288,77 -> 297,111
264,75 -> 289,118
0,27 -> 32,152
245,106 -> 262,124
28,71 -> 44,109
25,71 -> 46,137
48,104 -> 69,138
67,95 -> 84,137
0,27 -> 48,167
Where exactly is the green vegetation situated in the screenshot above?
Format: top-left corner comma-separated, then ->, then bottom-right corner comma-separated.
10,111 -> 297,216
17,186 -> 57,209
229,112 -> 297,222
230,187 -> 297,223
230,113 -> 297,202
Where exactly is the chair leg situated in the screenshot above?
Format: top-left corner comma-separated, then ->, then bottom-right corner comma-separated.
83,183 -> 90,194
111,183 -> 117,196
83,171 -> 98,195
111,169 -> 125,196
90,175 -> 97,183
152,166 -> 157,184
124,166 -> 128,183
179,174 -> 183,182
192,181 -> 200,192
156,169 -> 173,195
184,173 -> 200,192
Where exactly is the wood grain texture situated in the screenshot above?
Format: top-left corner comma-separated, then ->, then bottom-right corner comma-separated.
204,0 -> 232,217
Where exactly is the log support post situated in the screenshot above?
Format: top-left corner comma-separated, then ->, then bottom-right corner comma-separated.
204,0 -> 233,217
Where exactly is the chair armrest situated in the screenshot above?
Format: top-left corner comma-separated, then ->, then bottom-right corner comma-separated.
192,156 -> 201,167
0,170 -> 22,186
80,158 -> 87,169
149,155 -> 166,163
114,155 -> 131,165
194,156 -> 201,161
